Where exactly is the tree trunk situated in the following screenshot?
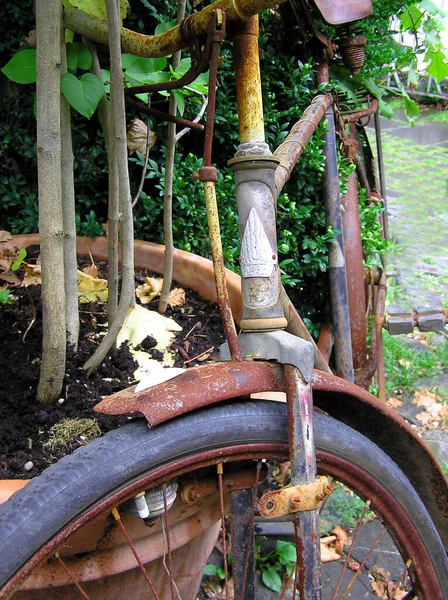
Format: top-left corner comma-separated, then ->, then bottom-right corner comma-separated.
60,29 -> 80,350
36,0 -> 66,404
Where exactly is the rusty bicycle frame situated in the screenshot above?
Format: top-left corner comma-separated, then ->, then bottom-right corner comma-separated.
62,0 -> 448,598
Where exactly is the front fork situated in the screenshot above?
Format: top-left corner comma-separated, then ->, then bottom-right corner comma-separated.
220,16 -> 324,599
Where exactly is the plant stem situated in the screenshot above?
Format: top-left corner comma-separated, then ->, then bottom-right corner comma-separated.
83,0 -> 135,373
158,0 -> 186,314
61,28 -> 79,350
36,0 -> 66,403
85,37 -> 119,327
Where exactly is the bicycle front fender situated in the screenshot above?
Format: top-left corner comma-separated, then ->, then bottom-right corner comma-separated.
96,360 -> 448,548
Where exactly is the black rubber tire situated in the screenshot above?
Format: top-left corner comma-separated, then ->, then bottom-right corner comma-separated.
0,401 -> 447,597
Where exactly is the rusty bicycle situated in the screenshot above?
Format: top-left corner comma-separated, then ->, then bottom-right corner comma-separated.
1,0 -> 448,599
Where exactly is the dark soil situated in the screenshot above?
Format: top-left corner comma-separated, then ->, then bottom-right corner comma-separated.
0,265 -> 225,480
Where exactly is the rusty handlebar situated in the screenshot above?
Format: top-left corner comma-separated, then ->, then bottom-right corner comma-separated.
63,0 -> 288,59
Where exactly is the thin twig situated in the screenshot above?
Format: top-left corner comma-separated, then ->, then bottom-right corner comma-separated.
176,93 -> 208,142
132,97 -> 153,209
183,346 -> 214,365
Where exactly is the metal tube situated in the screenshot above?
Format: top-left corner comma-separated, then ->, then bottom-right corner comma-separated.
322,105 -> 355,382
230,489 -> 256,600
374,111 -> 389,240
274,94 -> 331,197
341,124 -> 367,371
64,0 -> 288,59
233,17 -> 265,143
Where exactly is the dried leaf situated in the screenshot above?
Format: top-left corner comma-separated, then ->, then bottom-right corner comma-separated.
136,277 -> 163,304
331,524 -> 350,554
370,566 -> 391,582
387,397 -> 403,409
413,388 -> 441,408
127,118 -> 157,155
168,287 -> 185,308
22,264 -> 42,287
77,270 -> 108,303
82,263 -> 99,278
0,231 -> 12,243
416,411 -> 434,425
347,561 -> 360,571
320,539 -> 340,563
371,580 -> 389,599
116,305 -> 181,351
0,272 -> 21,285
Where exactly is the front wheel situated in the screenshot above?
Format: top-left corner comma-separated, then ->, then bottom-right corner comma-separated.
0,401 -> 447,599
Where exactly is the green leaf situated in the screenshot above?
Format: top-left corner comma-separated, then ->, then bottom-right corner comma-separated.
100,68 -> 110,93
400,4 -> 424,31
203,564 -> 218,576
0,289 -> 12,303
155,20 -> 176,35
63,0 -> 129,20
378,98 -> 393,119
262,567 -> 282,592
217,568 -> 225,580
61,72 -> 104,118
121,54 -> 138,69
329,66 -> 358,104
125,57 -> 167,80
404,95 -> 419,122
11,248 -> 27,272
276,540 -> 297,565
173,90 -> 185,116
126,72 -> 171,87
1,49 -> 36,84
425,48 -> 448,82
66,42 -> 92,71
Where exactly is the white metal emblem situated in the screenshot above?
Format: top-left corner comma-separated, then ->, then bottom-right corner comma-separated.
241,208 -> 275,278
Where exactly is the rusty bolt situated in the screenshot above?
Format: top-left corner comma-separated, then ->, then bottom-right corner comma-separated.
187,487 -> 201,502
289,496 -> 301,510
265,501 -> 275,511
324,483 -> 333,496
316,493 -> 325,501
227,480 -> 234,488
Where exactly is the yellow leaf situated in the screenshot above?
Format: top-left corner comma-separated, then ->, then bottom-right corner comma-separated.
116,305 -> 181,351
168,287 -> 185,308
22,264 -> 42,287
136,277 -> 163,304
77,269 -> 108,303
63,0 -> 129,20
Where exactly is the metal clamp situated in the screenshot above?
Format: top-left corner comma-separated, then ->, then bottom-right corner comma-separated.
258,476 -> 332,518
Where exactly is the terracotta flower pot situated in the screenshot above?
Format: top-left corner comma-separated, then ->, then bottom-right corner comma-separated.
0,235 -> 243,598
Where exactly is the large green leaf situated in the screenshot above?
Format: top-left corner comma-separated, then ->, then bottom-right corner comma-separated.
400,4 -> 424,31
125,57 -> 167,80
1,49 -> 36,84
155,20 -> 176,35
66,42 -> 92,71
276,540 -> 297,565
261,567 -> 282,592
63,0 -> 129,20
426,48 -> 448,82
61,72 -> 104,118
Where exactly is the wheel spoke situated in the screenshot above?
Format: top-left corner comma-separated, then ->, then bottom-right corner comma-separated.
54,552 -> 92,600
217,462 -> 230,600
111,507 -> 162,600
338,530 -> 383,600
162,484 -> 179,600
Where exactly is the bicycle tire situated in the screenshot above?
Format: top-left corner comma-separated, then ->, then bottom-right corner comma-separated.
0,401 -> 447,599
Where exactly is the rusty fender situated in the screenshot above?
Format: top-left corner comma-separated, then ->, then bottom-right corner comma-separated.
95,361 -> 448,548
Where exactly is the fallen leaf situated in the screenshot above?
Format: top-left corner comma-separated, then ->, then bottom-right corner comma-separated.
387,397 -> 403,409
136,277 -> 163,304
82,263 -> 99,278
22,263 -> 42,286
127,118 -> 157,155
202,578 -> 234,600
0,231 -> 12,243
370,566 -> 391,581
347,561 -> 360,571
77,270 -> 108,303
371,580 -> 389,599
133,360 -> 186,392
168,287 -> 185,308
320,537 -> 341,563
0,272 -> 21,285
331,524 -> 350,554
415,411 -> 435,426
116,305 -> 182,351
413,388 -> 441,408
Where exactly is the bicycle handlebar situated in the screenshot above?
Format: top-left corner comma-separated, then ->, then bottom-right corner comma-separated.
64,0 -> 287,59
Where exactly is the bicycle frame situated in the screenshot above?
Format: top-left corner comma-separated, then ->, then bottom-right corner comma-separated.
77,0 -> 448,592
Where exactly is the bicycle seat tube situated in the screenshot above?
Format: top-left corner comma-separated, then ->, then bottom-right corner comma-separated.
228,16 -> 287,332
